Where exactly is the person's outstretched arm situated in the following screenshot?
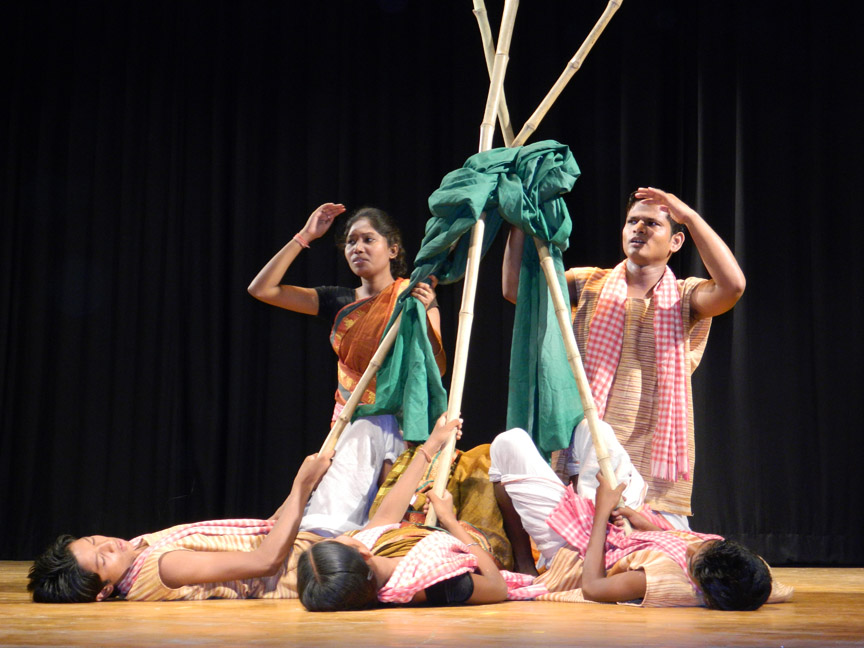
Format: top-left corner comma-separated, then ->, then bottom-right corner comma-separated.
158,450 -> 334,588
503,225 -> 580,306
366,413 -> 462,528
247,203 -> 346,314
502,226 -> 525,304
634,187 -> 745,318
580,474 -> 647,603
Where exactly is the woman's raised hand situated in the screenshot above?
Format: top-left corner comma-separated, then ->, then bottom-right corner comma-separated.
301,203 -> 346,241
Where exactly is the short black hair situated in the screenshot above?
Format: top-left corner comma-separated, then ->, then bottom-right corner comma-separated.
27,535 -> 105,603
690,540 -> 772,611
297,541 -> 379,611
625,191 -> 685,236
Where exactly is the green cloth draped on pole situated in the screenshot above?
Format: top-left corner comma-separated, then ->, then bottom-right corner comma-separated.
358,140 -> 584,453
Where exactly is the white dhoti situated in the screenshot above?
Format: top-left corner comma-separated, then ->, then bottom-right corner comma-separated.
489,422 -> 650,566
567,419 -> 647,509
299,415 -> 404,537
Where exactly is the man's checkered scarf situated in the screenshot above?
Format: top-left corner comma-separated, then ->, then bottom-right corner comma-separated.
546,487 -> 721,572
583,260 -> 689,481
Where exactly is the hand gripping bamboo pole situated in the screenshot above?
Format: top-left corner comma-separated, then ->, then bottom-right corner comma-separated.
510,0 -> 622,148
425,0 -> 519,527
472,0 -> 630,531
319,312 -> 403,454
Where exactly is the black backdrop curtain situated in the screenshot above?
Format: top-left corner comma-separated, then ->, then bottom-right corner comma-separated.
2,0 -> 861,564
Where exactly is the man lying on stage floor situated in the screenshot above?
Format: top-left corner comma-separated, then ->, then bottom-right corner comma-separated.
27,418 -> 408,603
489,426 -> 793,610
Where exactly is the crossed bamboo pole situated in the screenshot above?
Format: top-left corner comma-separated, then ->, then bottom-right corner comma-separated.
426,0 -> 625,527
424,0 -> 520,527
319,0 -> 625,525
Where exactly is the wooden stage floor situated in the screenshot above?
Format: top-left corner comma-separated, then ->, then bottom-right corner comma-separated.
2,562 -> 863,647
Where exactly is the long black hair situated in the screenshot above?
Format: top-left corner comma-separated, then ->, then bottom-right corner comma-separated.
297,540 -> 379,611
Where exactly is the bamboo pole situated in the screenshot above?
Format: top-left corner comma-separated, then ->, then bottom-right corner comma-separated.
472,0 -> 515,147
532,240 -> 618,487
425,0 -> 519,527
319,312 -> 403,454
469,0 -> 630,530
478,0 -> 518,152
534,240 -> 631,534
511,0 -> 622,148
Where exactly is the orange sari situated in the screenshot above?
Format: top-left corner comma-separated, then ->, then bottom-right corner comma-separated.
330,279 -> 410,409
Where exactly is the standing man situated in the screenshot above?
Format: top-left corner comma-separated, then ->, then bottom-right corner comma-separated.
502,187 -> 745,529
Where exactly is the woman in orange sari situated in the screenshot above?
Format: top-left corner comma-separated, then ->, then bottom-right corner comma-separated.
248,203 -> 445,537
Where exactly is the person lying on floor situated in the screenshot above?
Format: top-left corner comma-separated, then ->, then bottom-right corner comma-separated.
28,450 -> 333,603
489,426 -> 793,610
296,414 -> 534,611
28,407 -> 414,604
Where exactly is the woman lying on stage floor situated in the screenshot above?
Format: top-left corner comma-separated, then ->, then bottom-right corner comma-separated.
296,415 -> 536,611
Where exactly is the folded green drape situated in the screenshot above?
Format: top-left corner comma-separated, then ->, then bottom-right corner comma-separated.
358,140 -> 584,453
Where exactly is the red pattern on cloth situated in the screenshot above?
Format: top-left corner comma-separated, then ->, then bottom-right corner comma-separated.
330,401 -> 344,425
377,531 -> 478,603
116,519 -> 275,597
583,261 -> 690,481
505,573 -> 549,600
546,486 -> 721,572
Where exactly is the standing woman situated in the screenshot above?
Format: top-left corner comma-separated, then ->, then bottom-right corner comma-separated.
248,203 -> 445,536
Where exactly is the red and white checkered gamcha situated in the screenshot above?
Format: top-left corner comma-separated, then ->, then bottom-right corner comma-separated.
116,519 -> 275,596
546,486 -> 722,572
355,524 -> 542,603
583,260 -> 689,481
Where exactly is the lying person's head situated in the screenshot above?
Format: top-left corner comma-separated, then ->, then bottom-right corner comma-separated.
28,534 -> 137,603
297,537 -> 379,611
688,539 -> 772,611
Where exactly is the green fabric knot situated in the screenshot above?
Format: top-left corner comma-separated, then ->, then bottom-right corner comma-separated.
358,140 -> 585,453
